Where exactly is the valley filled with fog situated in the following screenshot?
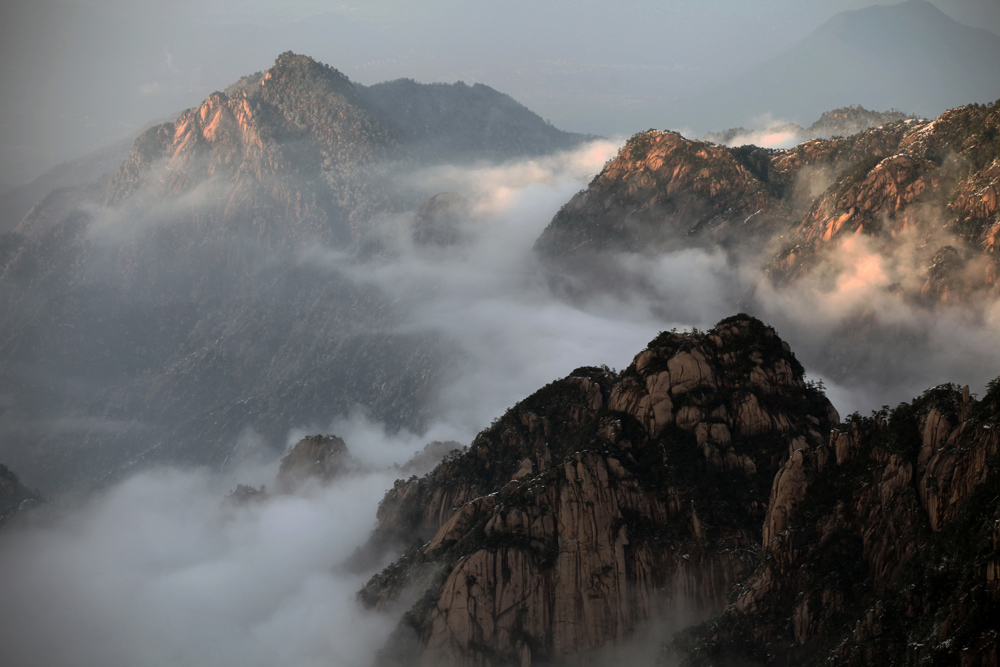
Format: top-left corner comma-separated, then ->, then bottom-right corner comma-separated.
1,2 -> 1000,665
3,130 -> 1000,665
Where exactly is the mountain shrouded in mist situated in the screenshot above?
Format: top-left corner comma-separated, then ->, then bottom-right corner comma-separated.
685,0 -> 1000,130
0,51 -> 596,493
534,100 -> 1000,406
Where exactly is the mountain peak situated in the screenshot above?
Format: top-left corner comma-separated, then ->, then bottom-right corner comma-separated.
267,50 -> 353,87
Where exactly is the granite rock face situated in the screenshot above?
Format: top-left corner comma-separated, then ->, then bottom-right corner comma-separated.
359,315 -> 836,666
534,130 -> 782,257
277,434 -> 358,488
676,381 -> 1000,667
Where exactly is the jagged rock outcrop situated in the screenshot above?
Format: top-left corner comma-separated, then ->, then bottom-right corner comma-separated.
277,434 -> 358,487
534,131 -> 784,257
0,462 -> 43,526
412,193 -> 470,246
536,100 -> 1000,307
675,381 -> 1000,666
771,102 -> 1000,297
358,315 -> 836,666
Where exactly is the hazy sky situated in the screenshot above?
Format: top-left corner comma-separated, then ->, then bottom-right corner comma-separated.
1,0 -> 998,185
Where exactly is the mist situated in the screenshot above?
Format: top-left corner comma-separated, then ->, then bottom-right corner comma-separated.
1,124 -> 998,664
0,140 -> 693,667
0,463 -> 404,667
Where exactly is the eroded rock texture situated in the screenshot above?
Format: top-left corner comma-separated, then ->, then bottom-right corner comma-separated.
676,381 -> 1000,667
536,100 -> 1000,307
359,314 -> 836,666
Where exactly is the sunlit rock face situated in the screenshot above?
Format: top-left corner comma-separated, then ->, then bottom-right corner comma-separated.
537,100 -> 1000,307
359,314 -> 837,666
533,130 -> 783,257
675,381 -> 1000,667
105,51 -> 398,247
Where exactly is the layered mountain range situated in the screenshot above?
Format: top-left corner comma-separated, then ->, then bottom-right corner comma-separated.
1,41 -> 998,667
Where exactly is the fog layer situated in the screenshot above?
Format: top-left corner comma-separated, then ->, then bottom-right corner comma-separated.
2,132 -> 999,665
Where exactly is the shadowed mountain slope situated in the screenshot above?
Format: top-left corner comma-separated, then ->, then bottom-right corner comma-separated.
357,79 -> 595,162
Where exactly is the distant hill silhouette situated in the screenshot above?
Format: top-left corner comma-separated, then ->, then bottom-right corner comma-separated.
684,0 -> 1000,130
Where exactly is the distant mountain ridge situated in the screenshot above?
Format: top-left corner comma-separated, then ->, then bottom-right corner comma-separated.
684,0 -> 1000,131
357,78 -> 595,161
703,105 -> 917,148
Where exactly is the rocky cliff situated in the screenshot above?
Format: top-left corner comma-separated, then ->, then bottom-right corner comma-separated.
358,315 -> 836,666
673,381 -> 1000,666
534,131 -> 784,257
536,100 -> 1000,307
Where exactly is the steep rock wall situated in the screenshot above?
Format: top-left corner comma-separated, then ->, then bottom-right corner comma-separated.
360,315 -> 837,666
677,381 -> 1000,666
